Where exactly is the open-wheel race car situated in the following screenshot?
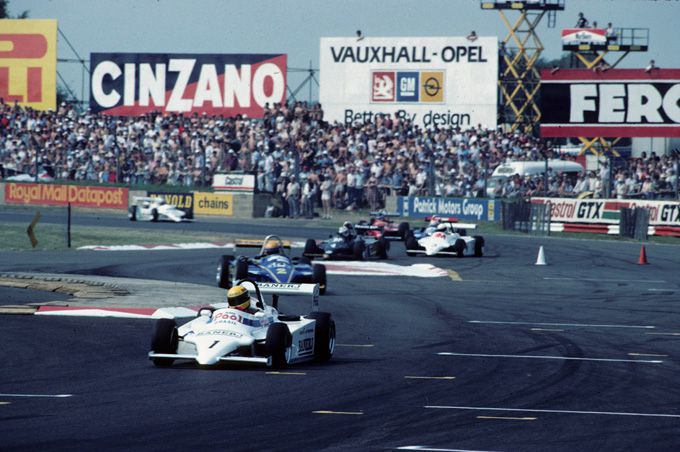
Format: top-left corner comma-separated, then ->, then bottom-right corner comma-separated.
303,222 -> 389,260
128,196 -> 187,223
405,221 -> 484,257
148,280 -> 335,369
216,235 -> 327,294
357,211 -> 410,241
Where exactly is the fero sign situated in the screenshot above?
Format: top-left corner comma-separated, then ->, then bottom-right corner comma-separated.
90,53 -> 286,116
0,19 -> 57,111
540,69 -> 680,137
320,37 -> 498,129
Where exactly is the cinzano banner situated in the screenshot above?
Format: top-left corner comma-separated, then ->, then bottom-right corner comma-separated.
320,37 -> 498,129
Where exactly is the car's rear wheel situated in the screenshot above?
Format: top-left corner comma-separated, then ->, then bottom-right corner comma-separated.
376,238 -> 388,259
312,264 -> 327,295
454,239 -> 466,258
151,319 -> 178,367
405,235 -> 419,257
266,323 -> 292,368
307,312 -> 335,362
398,222 -> 410,240
352,240 -> 365,260
473,236 -> 485,257
235,257 -> 249,281
128,206 -> 137,221
216,255 -> 233,289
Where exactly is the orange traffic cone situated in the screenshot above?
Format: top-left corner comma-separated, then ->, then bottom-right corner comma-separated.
638,245 -> 648,265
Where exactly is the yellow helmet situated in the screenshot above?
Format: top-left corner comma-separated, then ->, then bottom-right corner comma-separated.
263,239 -> 281,255
227,285 -> 250,311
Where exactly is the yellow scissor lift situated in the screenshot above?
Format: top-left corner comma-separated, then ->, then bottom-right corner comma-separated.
481,0 -> 565,135
562,27 -> 650,156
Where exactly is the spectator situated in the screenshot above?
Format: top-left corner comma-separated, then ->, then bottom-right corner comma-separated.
576,12 -> 588,28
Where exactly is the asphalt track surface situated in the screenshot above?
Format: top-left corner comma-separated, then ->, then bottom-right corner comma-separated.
1,212 -> 680,451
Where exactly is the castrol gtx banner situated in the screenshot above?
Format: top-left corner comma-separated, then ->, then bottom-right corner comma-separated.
540,69 -> 680,137
320,37 -> 497,129
0,19 -> 57,111
89,53 -> 286,116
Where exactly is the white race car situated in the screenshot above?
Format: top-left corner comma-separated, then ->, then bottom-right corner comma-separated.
128,196 -> 187,222
148,281 -> 335,368
405,222 -> 484,257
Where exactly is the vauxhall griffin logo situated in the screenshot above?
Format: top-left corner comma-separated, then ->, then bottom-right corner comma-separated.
371,70 -> 444,103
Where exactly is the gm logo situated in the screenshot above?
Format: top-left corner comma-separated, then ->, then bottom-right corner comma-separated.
371,70 -> 444,104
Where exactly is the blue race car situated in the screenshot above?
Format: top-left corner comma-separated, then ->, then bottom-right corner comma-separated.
216,235 -> 327,294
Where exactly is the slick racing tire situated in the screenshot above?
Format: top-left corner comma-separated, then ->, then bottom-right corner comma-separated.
151,208 -> 159,222
128,205 -> 137,221
312,264 -> 327,295
266,323 -> 293,369
235,257 -> 249,281
398,222 -> 410,240
454,238 -> 466,258
307,312 -> 335,362
151,319 -> 178,367
303,239 -> 319,258
473,235 -> 485,257
216,255 -> 233,289
376,237 -> 388,259
405,235 -> 419,257
352,240 -> 365,260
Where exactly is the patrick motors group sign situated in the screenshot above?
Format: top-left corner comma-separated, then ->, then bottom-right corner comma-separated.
89,53 -> 287,117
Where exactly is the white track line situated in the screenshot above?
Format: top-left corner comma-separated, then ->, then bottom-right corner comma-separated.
0,393 -> 73,398
397,447 -> 502,452
425,405 -> 680,419
468,321 -> 655,329
437,352 -> 662,363
544,277 -> 666,284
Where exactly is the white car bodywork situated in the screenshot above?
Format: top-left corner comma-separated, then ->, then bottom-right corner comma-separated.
128,196 -> 186,222
407,222 -> 483,257
148,282 -> 333,367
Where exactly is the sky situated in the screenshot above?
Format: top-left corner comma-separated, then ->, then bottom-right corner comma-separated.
12,0 -> 680,104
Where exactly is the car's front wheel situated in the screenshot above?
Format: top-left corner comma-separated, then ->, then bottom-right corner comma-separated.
307,312 -> 335,362
454,239 -> 466,258
473,236 -> 485,257
312,264 -> 327,295
266,323 -> 292,368
128,206 -> 137,221
216,255 -> 233,289
150,319 -> 178,367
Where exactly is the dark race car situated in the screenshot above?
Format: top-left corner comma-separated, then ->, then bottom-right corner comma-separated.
216,235 -> 327,294
303,222 -> 389,260
357,211 -> 410,241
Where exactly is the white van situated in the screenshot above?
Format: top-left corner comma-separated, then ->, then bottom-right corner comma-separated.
486,160 -> 585,197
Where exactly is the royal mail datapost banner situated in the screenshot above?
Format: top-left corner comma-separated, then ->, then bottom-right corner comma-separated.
540,69 -> 680,137
193,192 -> 233,216
0,19 -> 57,111
320,37 -> 497,129
5,183 -> 128,209
90,53 -> 286,116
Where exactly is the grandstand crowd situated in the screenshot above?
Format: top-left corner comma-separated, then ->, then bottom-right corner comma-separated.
0,99 -> 678,217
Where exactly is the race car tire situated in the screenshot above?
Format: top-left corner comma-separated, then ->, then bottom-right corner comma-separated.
303,239 -> 319,258
398,222 -> 410,240
405,235 -> 419,257
454,239 -> 466,258
266,323 -> 292,368
128,206 -> 137,221
376,238 -> 388,259
352,240 -> 365,260
473,235 -> 485,257
151,319 -> 178,367
235,257 -> 249,281
312,264 -> 327,295
307,312 -> 335,362
216,255 -> 234,289
151,208 -> 159,222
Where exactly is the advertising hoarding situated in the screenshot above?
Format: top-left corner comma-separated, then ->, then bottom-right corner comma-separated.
0,19 -> 57,111
397,196 -> 499,222
193,192 -> 233,216
320,37 -> 498,129
5,183 -> 128,209
89,53 -> 286,116
540,69 -> 680,137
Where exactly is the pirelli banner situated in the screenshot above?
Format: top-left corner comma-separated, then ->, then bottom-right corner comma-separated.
540,69 -> 680,137
89,53 -> 286,116
0,19 -> 57,111
531,197 -> 680,227
5,183 -> 128,209
147,192 -> 194,219
320,37 -> 498,129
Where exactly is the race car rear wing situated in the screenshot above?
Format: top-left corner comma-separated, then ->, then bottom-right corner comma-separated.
355,224 -> 382,234
238,281 -> 319,312
450,223 -> 477,230
369,211 -> 400,217
425,216 -> 459,223
234,239 -> 292,248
